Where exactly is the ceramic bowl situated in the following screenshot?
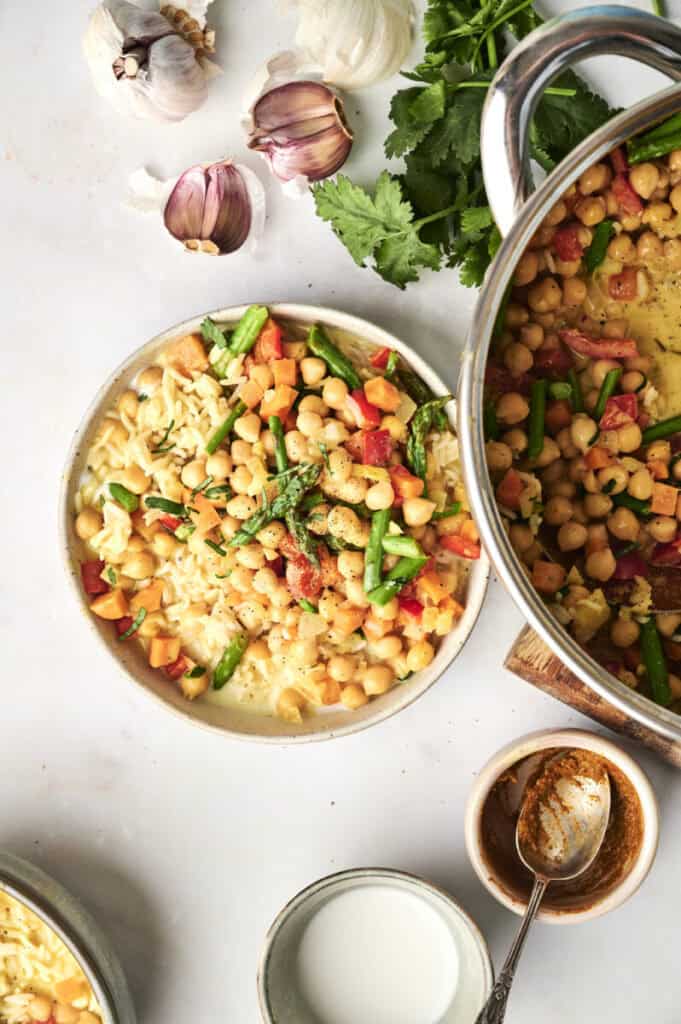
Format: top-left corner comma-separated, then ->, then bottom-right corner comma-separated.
464,728 -> 659,924
60,303 -> 489,743
257,867 -> 493,1022
0,851 -> 135,1023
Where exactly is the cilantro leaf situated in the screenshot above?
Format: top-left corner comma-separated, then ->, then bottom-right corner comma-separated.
533,71 -> 618,164
375,232 -> 441,289
461,205 -> 493,235
313,174 -> 396,266
385,89 -> 434,159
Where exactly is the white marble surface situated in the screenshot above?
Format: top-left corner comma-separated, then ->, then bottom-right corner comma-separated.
2,0 -> 681,1020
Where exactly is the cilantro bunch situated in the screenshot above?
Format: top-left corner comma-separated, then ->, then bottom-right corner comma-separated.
313,0 -> 616,289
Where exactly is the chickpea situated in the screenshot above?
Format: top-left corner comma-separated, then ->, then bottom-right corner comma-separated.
218,516 -> 239,542
339,476 -> 369,504
579,162 -> 611,194
485,440 -> 513,474
611,616 -> 640,647
496,392 -> 529,425
509,523 -> 534,553
664,238 -> 681,270
231,440 -> 253,465
503,342 -> 533,375
256,521 -> 287,550
584,547 -> 616,581
151,530 -> 178,558
562,277 -> 588,307
670,149 -> 681,171
205,450 -> 232,480
345,579 -> 370,608
602,318 -> 629,339
583,493 -> 613,518
118,389 -> 139,419
285,430 -> 309,463
300,356 -> 327,386
126,535 -> 146,554
328,505 -> 368,547
229,465 -> 251,496
648,515 -> 677,543
607,233 -> 636,263
592,359 -> 621,389
556,427 -> 578,458
226,494 -> 257,520
658,612 -> 681,637
236,544 -> 266,571
625,355 -> 653,374
630,162 -> 660,198
406,641 -> 435,674
520,323 -> 544,350
513,251 -> 539,285
323,377 -> 349,410
642,201 -> 672,227
502,428 -> 528,456
557,521 -> 588,552
77,1014 -> 100,1024
75,507 -> 102,540
137,365 -> 163,395
647,440 -> 671,465
528,277 -> 562,313
250,567 -> 276,596
179,459 -> 206,490
570,414 -> 598,454
403,497 -> 436,527
362,664 -> 395,695
576,196 -> 606,226
299,395 -> 328,417
372,635 -> 402,660
271,585 -> 293,608
598,465 -> 629,494
532,437 -> 561,468
296,410 -> 324,439
366,480 -> 395,511
555,258 -> 581,278
324,655 -> 356,684
327,448 -> 352,483
322,418 -> 349,447
137,610 -> 166,638
541,495 -> 570,526
54,1005 -> 80,1024
621,213 -> 643,232
505,303 -> 529,328
121,548 -> 155,579
617,422 -> 642,454
373,597 -> 398,622
234,412 -> 261,444
28,997 -> 53,1022
621,370 -> 645,393
607,507 -> 640,542
339,683 -> 368,709
547,480 -> 577,500
337,550 -> 364,579
626,468 -> 653,501
636,230 -> 664,260
381,415 -> 407,442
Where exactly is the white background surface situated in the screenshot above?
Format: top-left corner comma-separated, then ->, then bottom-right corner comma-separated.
2,0 -> 681,1021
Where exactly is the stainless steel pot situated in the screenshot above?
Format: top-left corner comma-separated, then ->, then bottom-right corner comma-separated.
458,5 -> 681,745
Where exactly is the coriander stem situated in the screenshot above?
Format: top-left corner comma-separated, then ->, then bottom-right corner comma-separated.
652,0 -> 665,15
413,204 -> 460,229
452,82 -> 575,97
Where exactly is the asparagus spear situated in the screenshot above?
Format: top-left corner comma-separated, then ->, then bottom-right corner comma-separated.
364,509 -> 392,593
640,617 -> 671,706
229,463 -> 322,546
307,325 -> 362,390
406,395 -> 452,481
213,634 -> 249,690
206,401 -> 247,456
367,556 -> 428,606
269,415 -> 318,564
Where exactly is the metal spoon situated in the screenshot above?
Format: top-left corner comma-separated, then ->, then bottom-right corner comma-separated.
475,751 -> 611,1024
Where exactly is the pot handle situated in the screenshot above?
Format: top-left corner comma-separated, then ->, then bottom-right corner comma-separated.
481,4 -> 681,237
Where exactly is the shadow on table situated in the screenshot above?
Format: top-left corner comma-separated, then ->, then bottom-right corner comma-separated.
1,834 -> 165,1021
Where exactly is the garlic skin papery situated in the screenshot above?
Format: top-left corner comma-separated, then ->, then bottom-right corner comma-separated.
127,161 -> 266,256
83,0 -> 219,122
248,80 -> 353,186
286,0 -> 414,90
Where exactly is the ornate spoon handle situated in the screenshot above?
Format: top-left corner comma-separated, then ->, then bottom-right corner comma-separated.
474,877 -> 548,1024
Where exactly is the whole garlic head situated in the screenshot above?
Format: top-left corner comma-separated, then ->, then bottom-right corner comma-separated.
83,1 -> 219,122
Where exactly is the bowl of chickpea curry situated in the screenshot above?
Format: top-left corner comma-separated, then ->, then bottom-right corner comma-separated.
459,5 -> 681,744
62,304 -> 489,741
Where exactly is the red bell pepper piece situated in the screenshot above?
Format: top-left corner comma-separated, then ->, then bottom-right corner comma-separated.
612,173 -> 643,215
362,429 -> 393,466
254,318 -> 283,362
553,223 -> 584,261
495,468 -> 524,511
81,560 -> 108,596
115,616 -> 134,637
164,654 -> 189,680
440,534 -> 481,560
370,346 -> 392,369
613,552 -> 649,580
610,147 -> 629,174
651,540 -> 681,567
608,267 -> 637,301
600,393 -> 638,430
559,328 -> 638,361
347,389 -> 382,429
398,596 -> 424,619
160,514 -> 182,532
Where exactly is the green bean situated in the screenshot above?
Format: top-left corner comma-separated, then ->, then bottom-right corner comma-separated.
397,370 -> 447,430
229,305 -> 269,355
483,400 -> 499,442
269,415 -> 288,474
527,379 -> 547,460
594,367 -> 622,421
640,617 -> 671,706
145,496 -> 186,516
118,608 -> 146,641
204,539 -> 227,556
382,535 -> 424,559
213,634 -> 249,690
230,463 -> 322,546
431,503 -> 462,520
307,325 -> 362,390
612,492 -> 652,518
367,556 -> 428,606
627,111 -> 681,164
641,414 -> 681,446
204,484 -> 232,501
108,483 -> 139,513
364,509 -> 392,593
205,400 -> 247,456
584,220 -> 615,274
567,369 -> 583,413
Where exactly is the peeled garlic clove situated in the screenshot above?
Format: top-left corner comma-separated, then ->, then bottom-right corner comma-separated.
248,80 -> 353,184
163,161 -> 265,255
83,0 -> 218,123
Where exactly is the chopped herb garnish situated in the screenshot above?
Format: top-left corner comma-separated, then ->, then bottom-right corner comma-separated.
106,566 -> 117,586
431,503 -> 461,520
204,484 -> 232,500
138,393 -> 149,402
205,539 -> 228,556
175,523 -> 196,542
184,665 -> 207,679
191,475 -> 214,499
317,442 -> 330,467
108,482 -> 139,513
584,219 -> 615,274
146,496 -> 187,516
152,419 -> 175,454
299,599 -> 318,613
118,608 -> 146,641
602,479 -> 617,495
201,316 -> 229,348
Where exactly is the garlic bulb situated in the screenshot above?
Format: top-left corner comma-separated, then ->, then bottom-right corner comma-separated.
286,0 -> 414,90
248,80 -> 353,185
83,1 -> 219,122
127,161 -> 265,255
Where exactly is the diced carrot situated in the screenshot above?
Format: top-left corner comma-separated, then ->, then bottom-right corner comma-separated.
130,578 -> 164,615
651,482 -> 678,516
149,636 -> 182,668
334,605 -> 365,636
389,464 -> 424,501
364,376 -> 402,413
272,358 -> 297,387
254,318 -> 283,361
496,468 -> 524,510
90,589 -> 129,621
238,378 -> 265,410
648,459 -> 669,481
531,560 -> 566,595
166,333 -> 209,376
190,492 -> 222,536
585,445 -> 613,470
416,571 -> 449,604
260,384 -> 298,420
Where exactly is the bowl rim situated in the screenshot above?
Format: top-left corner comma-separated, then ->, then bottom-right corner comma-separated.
59,302 -> 490,744
463,728 -> 660,924
256,865 -> 494,1023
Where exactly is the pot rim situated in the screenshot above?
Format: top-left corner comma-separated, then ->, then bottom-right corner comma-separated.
459,81 -> 681,745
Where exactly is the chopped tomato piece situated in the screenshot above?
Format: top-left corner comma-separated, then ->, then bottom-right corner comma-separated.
496,468 -> 524,511
485,361 -> 532,396
610,146 -> 629,174
362,429 -> 393,466
533,344 -> 573,377
585,445 -> 613,470
389,465 -> 424,503
531,560 -> 566,595
441,534 -> 481,560
81,560 -> 108,596
254,318 -> 283,362
559,328 -> 638,361
115,616 -> 134,637
280,533 -> 300,560
164,654 -> 190,680
608,267 -> 637,302
370,346 -> 392,369
160,514 -> 182,532
553,223 -> 584,261
614,551 -> 649,579
190,492 -> 222,536
345,431 -> 366,462
599,393 -> 638,430
612,173 -> 643,215
398,596 -> 423,619
651,482 -> 678,516
347,388 -> 382,429
651,540 -> 681,566
286,554 -> 323,601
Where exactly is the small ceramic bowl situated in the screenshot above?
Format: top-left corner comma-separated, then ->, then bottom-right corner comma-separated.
464,728 -> 659,924
257,867 -> 493,1023
0,851 -> 135,1023
60,303 -> 489,743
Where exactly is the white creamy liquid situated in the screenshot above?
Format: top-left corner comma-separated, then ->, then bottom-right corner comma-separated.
296,885 -> 459,1024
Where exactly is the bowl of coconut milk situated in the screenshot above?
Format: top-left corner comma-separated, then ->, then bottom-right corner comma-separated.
257,868 -> 493,1023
